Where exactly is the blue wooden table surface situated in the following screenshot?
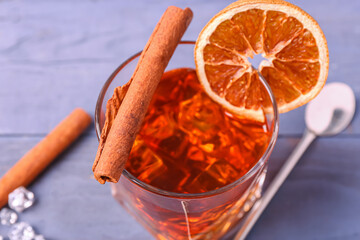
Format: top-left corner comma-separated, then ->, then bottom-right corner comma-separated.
0,0 -> 359,239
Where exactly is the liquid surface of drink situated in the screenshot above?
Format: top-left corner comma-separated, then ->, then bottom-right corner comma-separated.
125,68 -> 270,194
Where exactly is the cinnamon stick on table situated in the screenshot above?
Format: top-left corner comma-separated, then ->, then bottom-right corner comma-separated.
92,6 -> 193,184
0,108 -> 91,208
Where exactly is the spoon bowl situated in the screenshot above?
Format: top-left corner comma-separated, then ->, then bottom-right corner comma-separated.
305,82 -> 356,136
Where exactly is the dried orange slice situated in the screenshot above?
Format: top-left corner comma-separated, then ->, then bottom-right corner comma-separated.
195,0 -> 329,121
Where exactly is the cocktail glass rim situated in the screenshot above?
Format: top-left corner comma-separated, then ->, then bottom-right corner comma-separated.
95,40 -> 279,198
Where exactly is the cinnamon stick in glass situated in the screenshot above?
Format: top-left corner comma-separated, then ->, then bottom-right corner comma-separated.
92,6 -> 193,184
0,108 -> 91,208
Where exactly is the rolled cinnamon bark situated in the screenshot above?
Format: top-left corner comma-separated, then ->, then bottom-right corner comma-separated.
0,108 -> 91,208
92,6 -> 193,184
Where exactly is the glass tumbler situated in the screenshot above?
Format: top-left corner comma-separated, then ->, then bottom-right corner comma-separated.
95,41 -> 279,240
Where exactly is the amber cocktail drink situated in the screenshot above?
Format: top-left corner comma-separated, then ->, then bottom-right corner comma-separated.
127,68 -> 270,193
95,42 -> 278,240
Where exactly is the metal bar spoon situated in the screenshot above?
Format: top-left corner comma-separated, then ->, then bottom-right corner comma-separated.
235,81 -> 356,240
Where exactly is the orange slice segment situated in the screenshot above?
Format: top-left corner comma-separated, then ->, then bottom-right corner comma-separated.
276,29 -> 319,61
263,11 -> 303,55
195,0 -> 329,121
231,9 -> 265,54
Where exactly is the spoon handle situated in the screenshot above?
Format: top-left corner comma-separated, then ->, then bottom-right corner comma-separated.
234,129 -> 317,240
